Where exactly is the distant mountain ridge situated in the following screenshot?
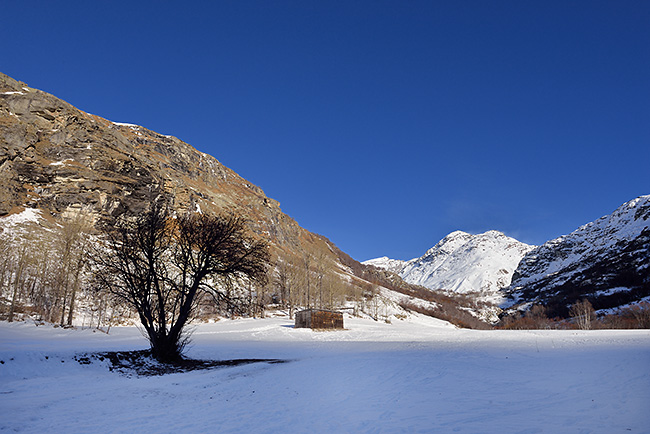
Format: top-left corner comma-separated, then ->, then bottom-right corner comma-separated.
364,231 -> 535,299
505,195 -> 650,316
366,197 -> 650,317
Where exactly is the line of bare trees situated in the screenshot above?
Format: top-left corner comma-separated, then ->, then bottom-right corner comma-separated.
6,204 -> 647,358
0,211 -> 114,327
272,249 -> 361,319
498,298 -> 650,330
0,208 -> 365,335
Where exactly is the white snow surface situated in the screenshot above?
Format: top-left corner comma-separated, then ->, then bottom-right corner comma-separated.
112,121 -> 140,128
1,316 -> 648,433
49,158 -> 74,166
363,256 -> 407,274
0,208 -> 42,228
366,231 -> 534,296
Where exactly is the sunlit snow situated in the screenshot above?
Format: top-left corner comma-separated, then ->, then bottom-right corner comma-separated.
365,231 -> 534,296
49,159 -> 74,166
112,121 -> 140,128
0,208 -> 42,227
1,316 -> 648,433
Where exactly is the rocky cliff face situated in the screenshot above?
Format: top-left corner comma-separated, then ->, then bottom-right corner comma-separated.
0,72 -> 339,268
505,196 -> 650,316
0,72 -> 494,328
365,231 -> 535,300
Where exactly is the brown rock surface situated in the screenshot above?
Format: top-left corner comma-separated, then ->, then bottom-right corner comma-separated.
0,72 -> 488,328
0,72 -> 337,262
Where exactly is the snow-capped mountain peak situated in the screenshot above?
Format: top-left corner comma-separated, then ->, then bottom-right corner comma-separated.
421,231 -> 473,258
401,231 -> 534,294
506,195 -> 650,315
364,231 -> 535,297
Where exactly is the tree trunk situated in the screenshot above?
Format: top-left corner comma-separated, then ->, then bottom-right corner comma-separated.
8,284 -> 19,322
96,297 -> 105,330
0,260 -> 7,300
59,289 -> 68,326
67,288 -> 76,326
150,333 -> 182,363
8,255 -> 26,322
67,260 -> 83,326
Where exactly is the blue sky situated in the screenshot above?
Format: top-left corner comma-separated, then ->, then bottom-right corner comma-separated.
3,1 -> 649,261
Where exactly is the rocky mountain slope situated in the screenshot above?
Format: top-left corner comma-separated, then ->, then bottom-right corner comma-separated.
505,195 -> 650,316
0,71 -> 373,317
0,72 -> 342,261
1,72 -> 493,329
365,231 -> 535,300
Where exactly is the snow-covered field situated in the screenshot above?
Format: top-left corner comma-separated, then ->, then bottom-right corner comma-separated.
1,315 -> 649,433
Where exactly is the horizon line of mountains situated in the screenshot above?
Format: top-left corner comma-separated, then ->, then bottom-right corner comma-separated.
1,70 -> 648,320
364,195 -> 650,317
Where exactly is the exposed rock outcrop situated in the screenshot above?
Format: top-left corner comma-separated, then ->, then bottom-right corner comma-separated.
0,72 -> 320,255
505,196 -> 650,316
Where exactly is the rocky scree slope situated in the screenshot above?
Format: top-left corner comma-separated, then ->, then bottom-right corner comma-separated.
505,196 -> 650,317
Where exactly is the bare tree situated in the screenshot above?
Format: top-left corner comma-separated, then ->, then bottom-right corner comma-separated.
314,251 -> 328,309
92,204 -> 270,362
0,234 -> 11,298
366,283 -> 381,321
50,211 -> 92,326
570,299 -> 596,330
7,240 -> 30,322
628,302 -> 650,328
303,253 -> 312,308
274,254 -> 303,318
274,259 -> 291,307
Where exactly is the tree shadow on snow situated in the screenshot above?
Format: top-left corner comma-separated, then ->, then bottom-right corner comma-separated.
74,350 -> 289,377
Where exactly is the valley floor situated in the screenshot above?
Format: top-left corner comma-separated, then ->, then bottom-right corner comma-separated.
1,315 -> 649,433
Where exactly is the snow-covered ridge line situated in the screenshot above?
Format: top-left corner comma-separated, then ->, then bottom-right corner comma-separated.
503,195 -> 650,314
363,256 -> 407,274
112,121 -> 140,128
364,230 -> 534,297
513,195 -> 650,287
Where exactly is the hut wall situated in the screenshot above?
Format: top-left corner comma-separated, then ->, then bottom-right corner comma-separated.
312,310 -> 344,329
295,310 -> 312,328
295,309 -> 343,329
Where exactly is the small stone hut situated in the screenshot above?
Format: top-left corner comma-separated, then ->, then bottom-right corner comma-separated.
295,309 -> 344,330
